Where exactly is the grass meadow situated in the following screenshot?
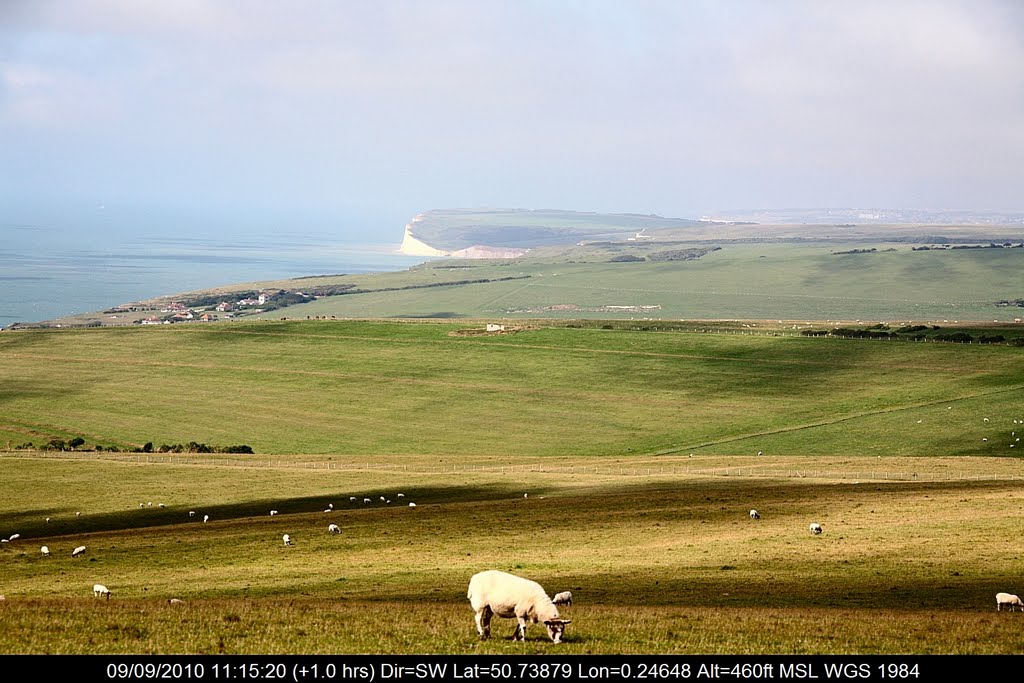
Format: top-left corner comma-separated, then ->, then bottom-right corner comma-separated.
2,320 -> 1024,653
253,243 -> 1024,322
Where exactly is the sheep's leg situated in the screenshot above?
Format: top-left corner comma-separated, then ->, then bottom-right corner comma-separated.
514,617 -> 527,641
475,607 -> 492,639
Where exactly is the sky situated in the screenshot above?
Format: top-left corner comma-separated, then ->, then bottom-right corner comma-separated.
2,0 -> 1023,242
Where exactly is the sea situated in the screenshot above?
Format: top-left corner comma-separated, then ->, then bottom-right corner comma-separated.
0,221 -> 425,327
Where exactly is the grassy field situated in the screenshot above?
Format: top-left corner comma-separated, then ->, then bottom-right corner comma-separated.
40,240 -> 1024,327
252,242 -> 1024,322
3,320 -> 1024,654
1,321 -> 1023,456
1,454 -> 1024,653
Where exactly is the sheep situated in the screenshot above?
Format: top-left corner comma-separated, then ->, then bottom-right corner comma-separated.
328,523 -> 341,534
397,493 -> 405,498
324,508 -> 332,513
409,502 -> 416,508
350,497 -> 357,501
363,498 -> 371,504
467,570 -> 571,643
93,584 -> 111,600
809,523 -> 823,535
203,515 -> 209,523
41,546 -> 50,556
139,503 -> 145,508
72,545 -> 86,557
45,518 -> 50,523
996,592 -> 1024,612
282,534 -> 293,546
158,503 -> 166,508
551,591 -> 573,606
75,512 -> 81,517
270,510 -> 278,516
749,509 -> 760,519
189,511 -> 196,517
328,503 -> 333,509
168,598 -> 185,605
8,534 -> 20,541
380,496 -> 386,502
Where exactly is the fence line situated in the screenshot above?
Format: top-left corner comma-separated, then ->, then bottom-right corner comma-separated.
1,451 -> 1018,483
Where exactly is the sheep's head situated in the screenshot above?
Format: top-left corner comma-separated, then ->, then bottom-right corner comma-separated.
544,619 -> 571,643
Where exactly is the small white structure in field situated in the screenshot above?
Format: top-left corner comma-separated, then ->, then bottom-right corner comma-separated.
41,546 -> 50,556
270,510 -> 278,516
749,510 -> 760,519
203,515 -> 209,523
468,570 -> 571,643
996,592 -> 1023,611
72,545 -> 86,557
809,523 -> 823,535
282,534 -> 293,546
93,584 -> 111,600
486,323 -> 505,332
552,591 -> 573,606
328,524 -> 341,534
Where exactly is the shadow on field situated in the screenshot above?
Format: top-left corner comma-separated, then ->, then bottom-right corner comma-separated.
0,482 -> 536,540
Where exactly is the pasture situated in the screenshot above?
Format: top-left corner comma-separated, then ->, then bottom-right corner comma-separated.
2,320 -> 1024,653
1,320 -> 1023,457
1,454 -> 1024,653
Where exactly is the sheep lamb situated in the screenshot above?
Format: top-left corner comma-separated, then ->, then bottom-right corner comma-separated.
551,591 -> 573,606
996,592 -> 1023,612
93,584 -> 111,600
467,570 -> 571,643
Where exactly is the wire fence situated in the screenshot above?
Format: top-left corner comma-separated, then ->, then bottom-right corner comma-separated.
2,451 -> 1019,483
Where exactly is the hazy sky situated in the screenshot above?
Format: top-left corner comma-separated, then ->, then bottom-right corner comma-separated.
2,0 -> 1023,241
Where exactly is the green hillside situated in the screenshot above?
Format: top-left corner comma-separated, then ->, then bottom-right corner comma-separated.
2,320 -> 1022,457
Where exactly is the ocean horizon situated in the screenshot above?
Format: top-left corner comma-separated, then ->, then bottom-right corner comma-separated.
1,226 -> 425,326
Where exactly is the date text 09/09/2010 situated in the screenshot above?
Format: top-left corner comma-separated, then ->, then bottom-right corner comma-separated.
104,660 -> 925,681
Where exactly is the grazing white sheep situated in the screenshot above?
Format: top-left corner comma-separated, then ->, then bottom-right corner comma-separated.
168,598 -> 184,605
75,512 -> 81,517
380,496 -> 386,502
8,534 -> 20,541
397,493 -> 405,498
327,524 -> 341,534
40,546 -> 49,556
757,451 -> 763,456
45,518 -> 50,523
139,503 -> 145,508
93,584 -> 111,600
270,510 -> 278,516
749,510 -> 760,519
996,592 -> 1024,612
363,498 -> 371,504
282,534 -> 293,546
328,503 -> 333,509
324,508 -> 332,513
72,545 -> 86,557
409,502 -> 416,508
809,523 -> 823,535
158,503 -> 166,508
350,497 -> 356,501
551,591 -> 573,606
467,570 -> 572,643
189,511 -> 196,517
203,515 -> 209,523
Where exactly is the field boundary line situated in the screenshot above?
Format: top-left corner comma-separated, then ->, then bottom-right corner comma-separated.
650,383 -> 1024,456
